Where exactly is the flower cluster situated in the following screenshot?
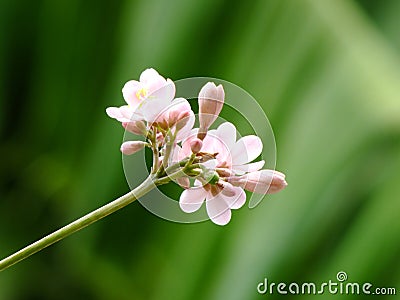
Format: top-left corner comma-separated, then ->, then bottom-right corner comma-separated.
106,68 -> 287,225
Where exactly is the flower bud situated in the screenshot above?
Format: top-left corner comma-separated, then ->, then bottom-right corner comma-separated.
189,138 -> 203,154
120,141 -> 147,155
153,111 -> 169,130
156,132 -> 164,144
197,82 -> 224,140
167,107 -> 184,126
122,121 -> 147,135
175,110 -> 191,131
228,170 -> 287,194
176,177 -> 190,189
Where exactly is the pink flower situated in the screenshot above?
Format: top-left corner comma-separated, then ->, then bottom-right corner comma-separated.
120,141 -> 147,155
197,82 -> 225,140
228,170 -> 287,194
177,122 -> 262,225
123,69 -> 174,109
176,122 -> 287,225
179,181 -> 246,225
106,68 -> 176,123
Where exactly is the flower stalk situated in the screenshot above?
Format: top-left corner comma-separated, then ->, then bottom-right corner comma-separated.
0,154 -> 204,272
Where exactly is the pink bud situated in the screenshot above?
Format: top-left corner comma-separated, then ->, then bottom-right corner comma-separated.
176,177 -> 190,189
155,116 -> 170,130
190,138 -> 203,154
198,82 -> 224,139
120,141 -> 146,155
167,108 -> 180,126
228,170 -> 287,194
122,121 -> 147,135
175,111 -> 191,131
156,132 -> 164,143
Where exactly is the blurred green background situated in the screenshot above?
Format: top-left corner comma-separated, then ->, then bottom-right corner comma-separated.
1,0 -> 400,299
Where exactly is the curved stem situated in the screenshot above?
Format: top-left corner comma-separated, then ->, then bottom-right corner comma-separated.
0,175 -> 156,272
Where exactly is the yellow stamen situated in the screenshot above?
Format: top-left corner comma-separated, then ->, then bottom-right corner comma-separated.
136,88 -> 148,100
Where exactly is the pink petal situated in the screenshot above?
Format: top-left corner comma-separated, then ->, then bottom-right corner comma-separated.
161,98 -> 195,141
106,106 -> 124,120
198,129 -> 232,167
122,121 -> 147,135
179,187 -> 207,213
147,79 -> 175,102
122,80 -> 142,108
231,135 -> 263,165
178,140 -> 192,161
120,105 -> 142,121
179,129 -> 199,159
139,68 -> 169,95
106,106 -> 136,122
167,98 -> 191,122
216,122 -> 236,150
139,68 -> 161,83
206,194 -> 231,225
140,98 -> 171,123
232,160 -> 265,175
120,141 -> 146,155
164,79 -> 176,100
201,159 -> 217,171
176,177 -> 190,189
139,87 -> 175,123
220,183 -> 246,209
234,170 -> 287,194
198,82 -> 225,132
194,179 -> 203,187
201,132 -> 228,160
176,112 -> 195,141
198,134 -> 215,153
167,98 -> 192,128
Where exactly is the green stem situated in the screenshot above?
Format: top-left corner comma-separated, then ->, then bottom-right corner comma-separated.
158,159 -> 186,178
162,131 -> 174,171
0,175 -> 157,272
156,167 -> 187,185
150,130 -> 159,174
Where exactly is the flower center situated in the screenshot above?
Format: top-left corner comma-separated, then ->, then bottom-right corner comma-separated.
136,87 -> 148,100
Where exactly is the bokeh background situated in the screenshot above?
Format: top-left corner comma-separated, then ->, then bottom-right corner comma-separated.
1,0 -> 400,299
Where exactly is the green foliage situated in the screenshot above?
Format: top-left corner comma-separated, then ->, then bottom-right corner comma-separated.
1,0 -> 399,299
